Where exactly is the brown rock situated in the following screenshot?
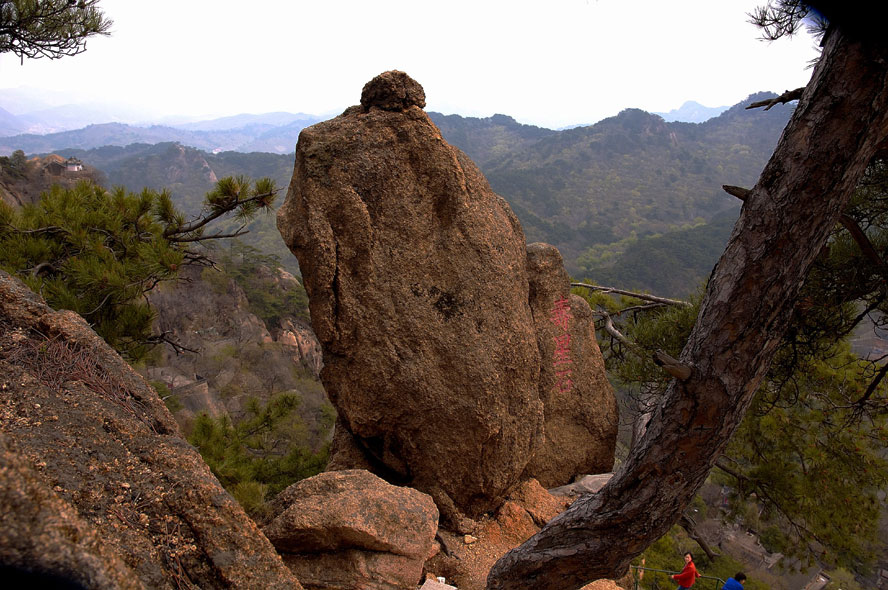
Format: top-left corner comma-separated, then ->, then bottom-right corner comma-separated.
424,479 -> 571,590
263,470 -> 438,590
277,71 -> 543,519
505,478 -> 565,526
523,243 -> 618,487
361,70 -> 426,111
325,417 -> 377,472
278,317 -> 324,377
0,271 -> 302,590
0,435 -> 143,589
426,477 -> 625,590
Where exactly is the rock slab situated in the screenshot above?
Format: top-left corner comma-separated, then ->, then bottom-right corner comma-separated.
523,243 -> 618,487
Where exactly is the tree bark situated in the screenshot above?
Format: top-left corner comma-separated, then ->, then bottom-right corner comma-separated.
487,27 -> 888,590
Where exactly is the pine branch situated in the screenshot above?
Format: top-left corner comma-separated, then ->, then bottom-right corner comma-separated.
167,227 -> 250,244
163,190 -> 276,239
715,460 -> 827,558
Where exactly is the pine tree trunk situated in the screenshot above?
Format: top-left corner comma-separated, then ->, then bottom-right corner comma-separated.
487,27 -> 888,590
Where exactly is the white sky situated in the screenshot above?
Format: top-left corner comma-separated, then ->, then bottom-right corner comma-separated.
0,0 -> 821,129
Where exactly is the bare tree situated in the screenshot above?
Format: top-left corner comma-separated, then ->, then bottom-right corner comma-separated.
487,22 -> 888,590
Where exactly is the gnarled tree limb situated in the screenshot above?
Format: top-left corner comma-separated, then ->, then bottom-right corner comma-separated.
746,87 -> 804,110
572,282 -> 690,307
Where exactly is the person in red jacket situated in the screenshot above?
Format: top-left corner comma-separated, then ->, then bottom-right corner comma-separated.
671,552 -> 701,589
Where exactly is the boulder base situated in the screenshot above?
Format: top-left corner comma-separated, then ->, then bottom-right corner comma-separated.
263,470 -> 439,590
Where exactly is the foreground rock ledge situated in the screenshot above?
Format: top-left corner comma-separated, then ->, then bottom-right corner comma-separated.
0,270 -> 302,589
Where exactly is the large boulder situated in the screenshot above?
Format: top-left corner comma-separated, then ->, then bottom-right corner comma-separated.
0,271 -> 302,589
277,70 -> 544,519
523,243 -> 618,487
262,470 -> 439,590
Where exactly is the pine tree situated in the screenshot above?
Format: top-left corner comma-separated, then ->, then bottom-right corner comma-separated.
0,176 -> 278,360
0,0 -> 111,61
597,290 -> 887,571
575,159 -> 888,572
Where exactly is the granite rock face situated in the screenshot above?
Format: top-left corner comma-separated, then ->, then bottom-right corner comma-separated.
0,435 -> 143,590
0,271 -> 302,589
523,243 -> 618,487
263,470 -> 439,590
278,71 -> 544,519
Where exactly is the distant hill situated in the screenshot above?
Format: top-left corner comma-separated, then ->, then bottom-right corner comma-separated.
0,114 -> 324,155
584,209 -> 739,298
655,100 -> 730,123
28,91 -> 791,292
429,113 -> 557,165
0,106 -> 25,136
175,112 -> 319,132
433,92 -> 792,271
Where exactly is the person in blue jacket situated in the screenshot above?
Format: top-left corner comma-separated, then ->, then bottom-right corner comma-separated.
722,572 -> 746,590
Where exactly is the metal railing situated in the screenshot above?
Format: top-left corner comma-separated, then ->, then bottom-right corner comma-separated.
629,565 -> 726,590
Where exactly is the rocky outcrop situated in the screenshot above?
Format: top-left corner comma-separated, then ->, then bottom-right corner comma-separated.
523,243 -> 618,487
262,470 -> 439,590
0,271 -> 302,589
425,479 -> 569,590
146,264 -> 326,422
278,71 -> 545,520
278,317 -> 323,377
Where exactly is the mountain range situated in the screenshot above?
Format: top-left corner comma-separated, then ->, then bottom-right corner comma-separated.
0,115 -> 325,155
2,91 -> 794,297
654,100 -> 730,123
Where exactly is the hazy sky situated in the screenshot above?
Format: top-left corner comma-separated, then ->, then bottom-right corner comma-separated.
0,0 -> 821,129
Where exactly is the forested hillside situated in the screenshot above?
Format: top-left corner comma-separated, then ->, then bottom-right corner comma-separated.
434,92 -> 792,276
35,92 -> 789,295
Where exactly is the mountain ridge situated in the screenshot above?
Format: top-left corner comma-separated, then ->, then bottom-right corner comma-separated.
8,91 -> 794,294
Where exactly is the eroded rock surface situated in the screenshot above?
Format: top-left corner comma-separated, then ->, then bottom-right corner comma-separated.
523,243 -> 618,487
425,479 -> 569,590
0,271 -> 302,589
278,71 -> 544,519
263,469 -> 439,590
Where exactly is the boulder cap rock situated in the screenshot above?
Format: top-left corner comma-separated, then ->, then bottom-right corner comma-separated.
360,70 -> 426,111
